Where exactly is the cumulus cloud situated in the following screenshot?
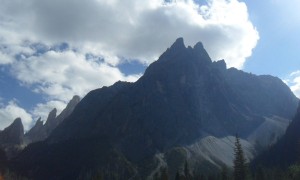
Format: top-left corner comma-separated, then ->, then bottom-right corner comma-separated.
284,70 -> 300,98
0,0 -> 258,67
12,49 -> 140,102
0,100 -> 33,130
0,52 -> 13,65
9,48 -> 140,126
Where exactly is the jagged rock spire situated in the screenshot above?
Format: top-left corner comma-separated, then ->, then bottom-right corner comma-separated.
0,118 -> 24,145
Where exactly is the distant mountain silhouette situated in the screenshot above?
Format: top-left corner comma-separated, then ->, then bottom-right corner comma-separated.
10,38 -> 298,179
0,95 -> 80,161
0,118 -> 24,158
24,95 -> 80,144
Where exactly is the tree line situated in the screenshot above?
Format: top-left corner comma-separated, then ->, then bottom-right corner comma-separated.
1,135 -> 300,179
154,135 -> 300,180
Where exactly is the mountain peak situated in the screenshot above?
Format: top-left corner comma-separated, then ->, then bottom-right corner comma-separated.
193,41 -> 204,50
55,95 -> 81,125
44,108 -> 57,129
11,118 -> 22,127
11,38 -> 299,179
193,41 -> 212,65
171,37 -> 185,49
71,95 -> 80,103
0,118 -> 24,145
47,108 -> 57,120
213,59 -> 227,72
33,118 -> 44,128
143,38 -> 212,82
164,37 -> 186,56
67,96 -> 80,110
25,96 -> 80,144
7,118 -> 24,135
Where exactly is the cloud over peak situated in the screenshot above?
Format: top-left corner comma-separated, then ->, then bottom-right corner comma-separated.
0,100 -> 33,130
0,0 -> 258,67
0,0 -> 259,129
285,70 -> 300,98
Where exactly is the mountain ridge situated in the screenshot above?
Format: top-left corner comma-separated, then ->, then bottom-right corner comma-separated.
0,118 -> 24,159
24,95 -> 81,144
10,38 -> 298,179
253,101 -> 300,168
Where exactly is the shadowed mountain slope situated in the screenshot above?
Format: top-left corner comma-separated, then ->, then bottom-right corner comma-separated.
11,38 -> 298,179
253,101 -> 300,168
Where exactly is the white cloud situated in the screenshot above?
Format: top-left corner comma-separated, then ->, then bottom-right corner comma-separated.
0,51 -> 13,65
290,70 -> 300,77
12,50 -> 140,102
31,100 -> 67,122
0,100 -> 33,130
0,0 -> 258,67
284,70 -> 300,98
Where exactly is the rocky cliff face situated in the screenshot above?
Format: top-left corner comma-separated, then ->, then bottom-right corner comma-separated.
55,95 -> 81,125
254,101 -> 300,168
11,38 -> 298,179
0,118 -> 24,145
24,95 -> 81,144
24,118 -> 46,144
0,118 -> 24,159
0,96 -> 80,160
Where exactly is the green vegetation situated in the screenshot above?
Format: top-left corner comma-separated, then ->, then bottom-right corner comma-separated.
0,170 -> 28,180
150,135 -> 300,180
2,135 -> 300,180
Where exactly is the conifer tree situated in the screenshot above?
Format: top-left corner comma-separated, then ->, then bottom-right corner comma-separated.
255,166 -> 265,180
184,161 -> 191,180
221,166 -> 228,180
175,171 -> 180,180
233,134 -> 247,180
160,167 -> 169,180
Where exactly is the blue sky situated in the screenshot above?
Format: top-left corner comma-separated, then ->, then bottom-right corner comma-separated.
243,0 -> 300,77
0,0 -> 299,130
